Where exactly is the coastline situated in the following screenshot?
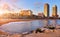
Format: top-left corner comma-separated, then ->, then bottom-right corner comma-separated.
0,19 -> 59,26
0,19 -> 60,37
0,19 -> 33,26
0,28 -> 60,37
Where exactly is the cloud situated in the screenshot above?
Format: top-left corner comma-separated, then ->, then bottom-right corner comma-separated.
0,0 -> 19,2
34,2 -> 44,8
0,0 -> 20,11
2,3 -> 10,9
11,0 -> 20,2
0,3 -> 13,11
34,2 -> 43,6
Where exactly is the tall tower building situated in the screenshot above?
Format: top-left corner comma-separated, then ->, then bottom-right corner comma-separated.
52,5 -> 58,17
44,3 -> 49,17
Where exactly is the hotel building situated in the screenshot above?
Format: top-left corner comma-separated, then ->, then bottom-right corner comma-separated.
44,3 -> 49,17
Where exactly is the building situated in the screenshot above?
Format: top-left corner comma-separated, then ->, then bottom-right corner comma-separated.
20,10 -> 33,16
44,3 -> 49,17
52,5 -> 58,17
38,13 -> 45,18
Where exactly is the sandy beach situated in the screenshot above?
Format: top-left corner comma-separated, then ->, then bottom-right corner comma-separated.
0,19 -> 33,26
0,29 -> 60,37
0,19 -> 60,37
0,19 -> 58,26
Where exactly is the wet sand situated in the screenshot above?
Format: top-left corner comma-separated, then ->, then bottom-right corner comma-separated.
0,19 -> 33,26
25,29 -> 60,37
0,19 -> 58,26
0,29 -> 60,37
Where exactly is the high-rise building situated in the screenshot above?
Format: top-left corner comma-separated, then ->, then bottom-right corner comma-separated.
52,5 -> 58,17
20,10 -> 33,16
44,3 -> 49,17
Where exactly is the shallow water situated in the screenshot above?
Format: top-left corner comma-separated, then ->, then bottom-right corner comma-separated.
0,19 -> 60,34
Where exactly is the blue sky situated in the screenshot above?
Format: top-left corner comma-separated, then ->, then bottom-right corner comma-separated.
0,0 -> 60,16
17,0 -> 60,16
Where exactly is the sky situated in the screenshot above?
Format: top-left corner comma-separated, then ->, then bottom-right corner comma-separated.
0,0 -> 60,16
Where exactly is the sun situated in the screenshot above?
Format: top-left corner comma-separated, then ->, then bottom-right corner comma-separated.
0,10 -> 4,14
0,9 -> 10,15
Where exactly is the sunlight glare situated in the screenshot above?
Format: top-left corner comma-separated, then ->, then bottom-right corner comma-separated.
0,10 -> 4,14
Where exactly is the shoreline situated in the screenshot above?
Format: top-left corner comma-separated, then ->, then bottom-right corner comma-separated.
0,19 -> 34,26
0,19 -> 60,26
0,19 -> 60,37
0,28 -> 60,37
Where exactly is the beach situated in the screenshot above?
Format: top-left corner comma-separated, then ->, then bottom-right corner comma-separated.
0,19 -> 33,26
0,29 -> 60,37
0,19 -> 60,37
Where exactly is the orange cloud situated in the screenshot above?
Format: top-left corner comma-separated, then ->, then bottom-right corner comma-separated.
0,3 -> 13,11
2,3 -> 10,9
